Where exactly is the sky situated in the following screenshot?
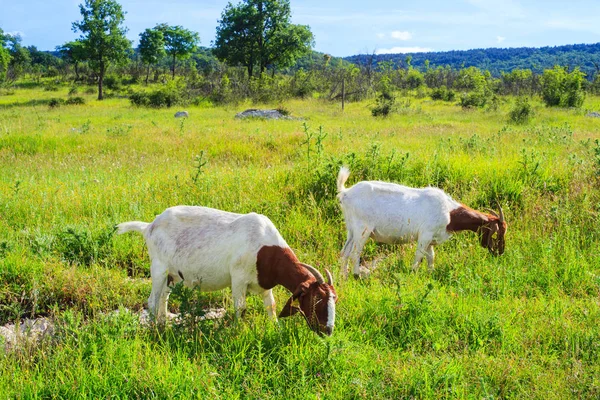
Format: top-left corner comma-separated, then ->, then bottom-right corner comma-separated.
1,0 -> 599,57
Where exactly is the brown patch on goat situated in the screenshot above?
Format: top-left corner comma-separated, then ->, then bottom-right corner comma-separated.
256,245 -> 337,335
167,274 -> 174,287
178,270 -> 184,280
447,205 -> 507,256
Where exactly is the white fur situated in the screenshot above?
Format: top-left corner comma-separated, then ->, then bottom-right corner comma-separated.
327,292 -> 336,330
118,206 -> 287,323
337,166 -> 462,276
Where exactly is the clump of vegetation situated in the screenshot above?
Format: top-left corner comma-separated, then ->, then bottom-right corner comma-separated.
541,66 -> 586,108
372,78 -> 396,117
65,96 -> 86,105
457,67 -> 494,108
430,85 -> 455,101
129,81 -> 185,108
48,98 -> 65,108
509,97 -> 534,124
54,226 -> 116,266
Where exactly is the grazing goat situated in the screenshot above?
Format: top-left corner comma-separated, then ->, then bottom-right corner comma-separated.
118,206 -> 337,335
337,167 -> 506,277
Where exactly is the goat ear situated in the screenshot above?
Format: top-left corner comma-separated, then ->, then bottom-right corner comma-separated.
278,295 -> 301,318
278,284 -> 308,318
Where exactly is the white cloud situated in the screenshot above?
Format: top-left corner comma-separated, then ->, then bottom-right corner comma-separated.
496,36 -> 505,43
376,46 -> 433,54
390,31 -> 412,40
376,32 -> 385,39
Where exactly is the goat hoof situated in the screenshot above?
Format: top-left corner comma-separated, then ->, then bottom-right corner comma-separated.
353,267 -> 371,279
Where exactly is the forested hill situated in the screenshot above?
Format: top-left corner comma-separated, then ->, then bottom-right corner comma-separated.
345,43 -> 600,77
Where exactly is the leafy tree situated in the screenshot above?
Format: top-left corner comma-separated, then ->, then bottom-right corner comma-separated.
72,0 -> 132,100
0,28 -> 11,82
155,24 -> 199,78
4,34 -> 31,81
56,41 -> 86,81
138,28 -> 166,83
214,0 -> 314,78
541,66 -> 586,108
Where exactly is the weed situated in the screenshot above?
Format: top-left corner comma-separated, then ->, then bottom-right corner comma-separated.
191,150 -> 208,184
508,97 -> 534,124
54,226 -> 116,266
106,124 -> 132,137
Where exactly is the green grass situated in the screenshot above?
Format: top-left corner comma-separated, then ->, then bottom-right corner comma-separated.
1,85 -> 599,398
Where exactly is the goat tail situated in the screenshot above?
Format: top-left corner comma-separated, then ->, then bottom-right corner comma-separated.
337,166 -> 350,194
117,221 -> 150,235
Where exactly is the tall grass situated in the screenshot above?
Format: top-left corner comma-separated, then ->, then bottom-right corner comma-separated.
0,87 -> 599,398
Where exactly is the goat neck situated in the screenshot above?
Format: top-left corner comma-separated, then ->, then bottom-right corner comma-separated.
256,245 -> 316,292
446,205 -> 496,233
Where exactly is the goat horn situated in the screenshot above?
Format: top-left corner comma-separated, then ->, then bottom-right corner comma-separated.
325,269 -> 333,285
486,208 -> 499,218
497,202 -> 505,223
301,263 -> 324,284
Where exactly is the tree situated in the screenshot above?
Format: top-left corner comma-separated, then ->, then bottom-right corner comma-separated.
56,41 -> 86,81
541,66 -> 586,108
214,0 -> 314,79
5,34 -> 31,82
72,0 -> 131,100
0,28 -> 11,82
155,24 -> 199,79
138,28 -> 166,84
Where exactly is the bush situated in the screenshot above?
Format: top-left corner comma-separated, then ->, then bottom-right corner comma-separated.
65,96 -> 86,105
541,66 -> 586,108
431,86 -> 456,101
509,97 -> 534,124
130,83 -> 184,108
48,98 -> 65,108
68,86 -> 78,96
372,91 -> 395,117
103,75 -> 122,91
44,84 -> 59,92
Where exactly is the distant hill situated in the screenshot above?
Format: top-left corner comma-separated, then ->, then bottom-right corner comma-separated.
345,43 -> 600,78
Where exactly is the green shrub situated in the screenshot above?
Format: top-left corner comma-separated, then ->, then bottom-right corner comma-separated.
431,86 -> 456,101
103,74 -> 122,90
371,91 -> 395,117
541,66 -> 586,108
54,226 -> 116,266
509,97 -> 534,124
48,98 -> 65,108
68,86 -> 78,96
44,84 -> 59,92
129,81 -> 185,108
65,96 -> 86,105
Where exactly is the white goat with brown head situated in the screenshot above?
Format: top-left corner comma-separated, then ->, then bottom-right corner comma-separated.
337,167 -> 506,277
118,205 -> 337,335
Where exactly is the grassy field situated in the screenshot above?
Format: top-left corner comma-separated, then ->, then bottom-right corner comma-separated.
1,85 -> 599,398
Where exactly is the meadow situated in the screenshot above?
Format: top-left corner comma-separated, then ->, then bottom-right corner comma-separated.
0,85 -> 599,398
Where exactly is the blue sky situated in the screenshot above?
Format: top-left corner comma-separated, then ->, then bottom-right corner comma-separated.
1,0 -> 599,57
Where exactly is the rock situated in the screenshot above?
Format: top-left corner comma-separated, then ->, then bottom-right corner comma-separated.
586,111 -> 600,118
235,109 -> 293,120
175,111 -> 189,118
0,317 -> 55,351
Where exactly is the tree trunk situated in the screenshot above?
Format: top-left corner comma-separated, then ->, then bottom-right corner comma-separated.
146,64 -> 150,85
74,62 -> 80,81
172,54 -> 176,79
98,63 -> 105,100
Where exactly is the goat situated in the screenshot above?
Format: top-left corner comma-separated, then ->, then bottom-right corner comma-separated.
117,206 -> 337,335
337,167 -> 506,277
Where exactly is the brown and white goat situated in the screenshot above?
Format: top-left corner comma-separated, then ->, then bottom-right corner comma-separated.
118,206 -> 337,335
337,167 -> 507,277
